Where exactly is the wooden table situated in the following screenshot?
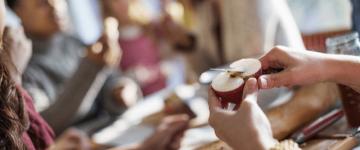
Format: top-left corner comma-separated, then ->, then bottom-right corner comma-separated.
302,117 -> 359,150
91,84 -> 218,149
92,82 -> 360,150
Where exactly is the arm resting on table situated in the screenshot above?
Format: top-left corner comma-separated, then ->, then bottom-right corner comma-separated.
41,57 -> 111,134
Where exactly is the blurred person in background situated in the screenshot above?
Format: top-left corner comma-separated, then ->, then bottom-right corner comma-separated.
102,0 -> 166,96
145,2 -> 339,143
181,0 -> 305,75
1,15 -> 91,149
101,0 -> 194,95
5,0 -> 142,135
173,0 -> 315,107
0,6 -> 190,149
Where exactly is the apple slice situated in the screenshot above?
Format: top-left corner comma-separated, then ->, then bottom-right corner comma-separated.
211,58 -> 262,110
230,58 -> 262,79
211,72 -> 245,110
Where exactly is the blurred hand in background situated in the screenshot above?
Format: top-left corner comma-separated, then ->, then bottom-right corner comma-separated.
87,18 -> 122,67
208,78 -> 277,150
2,26 -> 32,84
50,128 -> 91,150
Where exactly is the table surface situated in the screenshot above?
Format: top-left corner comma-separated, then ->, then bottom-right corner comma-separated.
302,116 -> 360,150
92,83 -> 360,150
92,84 -> 218,149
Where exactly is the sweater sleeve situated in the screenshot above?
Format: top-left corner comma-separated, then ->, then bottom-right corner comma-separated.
41,57 -> 111,134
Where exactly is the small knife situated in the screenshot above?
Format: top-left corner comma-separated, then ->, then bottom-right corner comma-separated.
291,108 -> 344,144
209,68 -> 245,73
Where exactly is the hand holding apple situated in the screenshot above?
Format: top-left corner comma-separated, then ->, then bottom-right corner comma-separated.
259,46 -> 360,93
211,58 -> 261,110
49,128 -> 91,150
208,78 -> 277,150
258,46 -> 331,89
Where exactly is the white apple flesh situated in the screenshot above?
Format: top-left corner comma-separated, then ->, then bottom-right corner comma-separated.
211,72 -> 244,110
211,58 -> 262,110
230,58 -> 262,79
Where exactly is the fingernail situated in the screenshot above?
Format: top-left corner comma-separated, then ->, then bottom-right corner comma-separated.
259,76 -> 268,89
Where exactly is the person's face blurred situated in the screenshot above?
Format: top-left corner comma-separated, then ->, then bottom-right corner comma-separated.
13,0 -> 60,38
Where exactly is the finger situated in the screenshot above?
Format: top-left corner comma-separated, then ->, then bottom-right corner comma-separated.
258,71 -> 293,89
76,131 -> 91,150
168,134 -> 183,150
259,49 -> 278,70
61,129 -> 79,139
242,78 -> 258,100
259,54 -> 271,70
162,115 -> 189,133
260,46 -> 290,70
162,114 -> 190,126
160,116 -> 189,149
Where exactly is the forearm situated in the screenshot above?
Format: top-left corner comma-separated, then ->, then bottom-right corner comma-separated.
324,55 -> 360,92
41,57 -> 110,134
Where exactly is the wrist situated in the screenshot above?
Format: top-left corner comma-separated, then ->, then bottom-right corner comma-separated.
320,54 -> 340,83
324,55 -> 360,86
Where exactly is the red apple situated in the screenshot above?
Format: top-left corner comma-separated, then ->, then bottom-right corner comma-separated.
211,72 -> 245,110
211,58 -> 262,110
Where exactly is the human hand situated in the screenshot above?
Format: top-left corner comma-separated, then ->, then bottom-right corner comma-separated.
3,26 -> 32,74
111,78 -> 141,108
87,18 -> 121,67
49,128 -> 91,150
139,115 -> 189,150
259,46 -> 330,89
208,78 -> 277,150
158,14 -> 194,51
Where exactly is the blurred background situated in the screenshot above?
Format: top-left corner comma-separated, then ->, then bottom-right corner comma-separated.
4,0 -> 358,149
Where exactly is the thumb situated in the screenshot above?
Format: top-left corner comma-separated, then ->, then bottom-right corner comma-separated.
242,78 -> 258,100
259,71 -> 293,89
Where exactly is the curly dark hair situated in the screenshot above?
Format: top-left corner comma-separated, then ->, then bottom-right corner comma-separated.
0,48 -> 28,149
